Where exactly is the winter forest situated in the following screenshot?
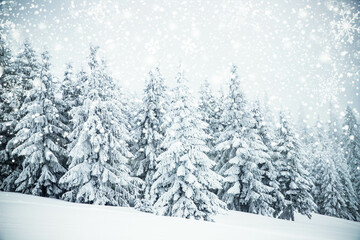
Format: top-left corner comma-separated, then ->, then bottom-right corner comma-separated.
0,0 -> 360,227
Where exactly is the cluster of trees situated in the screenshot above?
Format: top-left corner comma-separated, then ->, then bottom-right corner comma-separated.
1,38 -> 359,222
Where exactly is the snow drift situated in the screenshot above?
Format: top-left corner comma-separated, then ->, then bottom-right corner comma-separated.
0,192 -> 359,240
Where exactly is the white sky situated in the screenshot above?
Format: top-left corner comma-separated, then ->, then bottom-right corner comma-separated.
2,0 -> 360,122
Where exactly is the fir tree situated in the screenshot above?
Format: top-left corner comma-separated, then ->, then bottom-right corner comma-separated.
55,63 -> 82,165
1,40 -> 41,191
273,111 -> 316,221
59,46 -> 137,206
150,67 -> 225,221
133,67 -> 167,212
59,63 -> 80,121
262,93 -> 277,132
252,100 -> 284,217
7,51 -> 67,197
342,106 -> 360,199
311,120 -> 346,218
0,32 -> 18,188
198,79 -> 218,154
296,105 -> 314,172
116,85 -> 141,157
324,103 -> 359,220
215,65 -> 275,216
13,40 -> 40,92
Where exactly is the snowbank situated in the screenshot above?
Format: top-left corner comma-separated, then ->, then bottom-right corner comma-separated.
0,192 -> 359,240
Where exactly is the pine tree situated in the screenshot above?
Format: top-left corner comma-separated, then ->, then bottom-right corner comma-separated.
0,32 -> 18,188
215,65 -> 275,216
115,85 -> 141,157
13,40 -> 40,92
252,100 -> 284,217
1,40 -> 41,191
59,46 -> 137,206
325,104 -> 359,220
297,105 -> 309,144
262,93 -> 277,132
198,79 -> 218,155
213,88 -> 225,137
150,67 -> 225,221
59,63 -> 80,121
311,120 -> 346,218
259,96 -> 287,216
296,105 -> 315,173
55,63 -> 83,165
342,106 -> 360,199
133,67 -> 167,212
6,51 -> 67,197
273,111 -> 316,220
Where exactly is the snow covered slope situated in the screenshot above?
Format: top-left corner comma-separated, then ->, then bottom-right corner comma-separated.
0,192 -> 359,240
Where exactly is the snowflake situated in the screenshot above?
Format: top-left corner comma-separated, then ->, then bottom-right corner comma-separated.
326,0 -> 352,13
221,2 -> 252,29
145,39 -> 160,55
181,38 -> 196,56
86,3 -> 108,23
313,75 -> 341,106
69,2 -> 110,24
331,10 -> 360,44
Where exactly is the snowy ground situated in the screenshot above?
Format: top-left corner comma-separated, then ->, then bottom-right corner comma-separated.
0,192 -> 359,240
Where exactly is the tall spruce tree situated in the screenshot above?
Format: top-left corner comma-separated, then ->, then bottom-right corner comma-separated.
296,105 -> 314,173
0,31 -> 18,188
59,63 -> 80,122
311,120 -> 346,218
326,105 -> 359,221
133,67 -> 167,211
150,67 -> 225,221
0,31 -> 16,186
273,111 -> 316,220
198,79 -> 218,156
116,85 -> 142,157
13,40 -> 40,92
59,46 -> 137,206
342,106 -> 360,199
7,51 -> 67,197
252,100 -> 284,217
215,65 -> 275,216
1,40 -> 41,191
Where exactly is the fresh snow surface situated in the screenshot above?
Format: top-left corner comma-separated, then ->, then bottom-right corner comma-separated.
0,192 -> 359,240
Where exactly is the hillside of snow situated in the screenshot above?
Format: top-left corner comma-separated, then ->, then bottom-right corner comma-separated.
0,192 -> 359,240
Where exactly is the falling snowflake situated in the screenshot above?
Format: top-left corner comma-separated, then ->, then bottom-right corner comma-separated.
145,39 -> 160,55
331,10 -> 360,44
181,38 -> 196,56
68,1 -> 109,24
313,75 -> 342,106
221,2 -> 252,30
326,0 -> 353,13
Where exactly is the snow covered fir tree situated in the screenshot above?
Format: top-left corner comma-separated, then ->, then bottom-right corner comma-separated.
215,65 -> 278,217
59,46 -> 138,206
132,67 -> 168,212
6,50 -> 67,197
273,111 -> 316,220
150,66 -> 226,221
0,29 -> 360,224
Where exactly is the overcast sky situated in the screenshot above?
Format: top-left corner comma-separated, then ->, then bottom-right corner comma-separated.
1,0 -> 359,122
